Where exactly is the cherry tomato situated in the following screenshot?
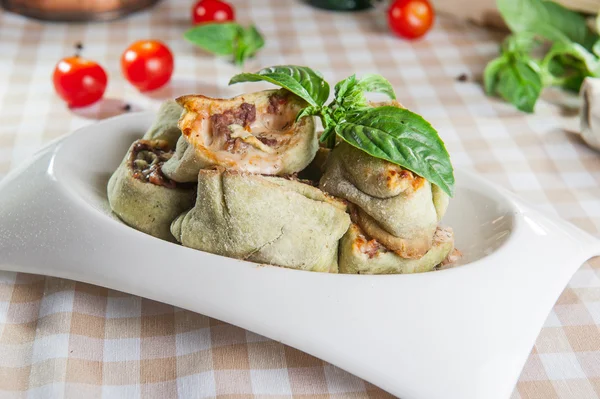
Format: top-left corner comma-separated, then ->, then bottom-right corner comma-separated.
52,57 -> 107,108
388,0 -> 434,40
191,0 -> 235,24
121,40 -> 174,92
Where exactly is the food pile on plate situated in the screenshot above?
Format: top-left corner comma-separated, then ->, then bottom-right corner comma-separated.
107,66 -> 457,274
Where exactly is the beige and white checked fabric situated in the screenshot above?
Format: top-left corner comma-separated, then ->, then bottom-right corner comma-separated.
1,0 -> 600,398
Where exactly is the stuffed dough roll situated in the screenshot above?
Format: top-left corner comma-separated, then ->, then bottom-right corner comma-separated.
339,223 -> 454,274
162,89 -> 318,182
320,142 -> 449,259
171,168 -> 350,272
108,139 -> 196,242
142,100 -> 184,148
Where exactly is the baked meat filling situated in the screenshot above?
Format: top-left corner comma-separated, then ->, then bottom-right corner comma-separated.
130,140 -> 177,189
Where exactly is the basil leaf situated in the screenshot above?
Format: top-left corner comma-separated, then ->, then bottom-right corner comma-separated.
229,65 -> 330,107
334,74 -> 396,111
335,106 -> 454,196
234,41 -> 247,66
543,55 -> 587,92
248,26 -> 265,52
495,58 -> 542,113
334,75 -> 358,102
542,41 -> 600,76
320,127 -> 336,147
594,40 -> 600,58
184,23 -> 241,56
502,33 -> 542,57
484,57 -> 542,112
536,41 -> 600,92
185,23 -> 264,66
320,126 -> 335,143
483,55 -> 509,94
357,74 -> 396,100
497,0 -> 595,46
547,57 -> 565,77
559,69 -> 586,92
485,34 -> 541,100
334,75 -> 367,110
295,105 -> 319,122
234,25 -> 264,66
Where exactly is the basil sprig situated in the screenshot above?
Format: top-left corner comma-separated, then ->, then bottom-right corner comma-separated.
485,0 -> 600,113
184,23 -> 265,66
229,65 -> 455,196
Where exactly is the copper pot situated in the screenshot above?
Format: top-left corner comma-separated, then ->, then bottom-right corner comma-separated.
2,0 -> 161,22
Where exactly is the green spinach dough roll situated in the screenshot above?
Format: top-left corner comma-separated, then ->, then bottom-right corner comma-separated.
162,89 -> 318,182
339,223 -> 454,274
108,139 -> 196,242
171,168 -> 351,272
320,142 -> 449,259
142,100 -> 184,147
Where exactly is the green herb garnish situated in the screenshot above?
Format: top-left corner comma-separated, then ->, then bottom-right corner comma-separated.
229,65 -> 455,196
485,0 -> 600,113
184,23 -> 265,66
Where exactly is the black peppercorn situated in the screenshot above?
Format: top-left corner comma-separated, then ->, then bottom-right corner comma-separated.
74,42 -> 84,57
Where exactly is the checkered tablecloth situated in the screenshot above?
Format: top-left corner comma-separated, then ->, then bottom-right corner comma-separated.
1,0 -> 600,398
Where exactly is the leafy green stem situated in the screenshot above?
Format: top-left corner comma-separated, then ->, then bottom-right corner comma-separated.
485,0 -> 600,112
229,65 -> 455,196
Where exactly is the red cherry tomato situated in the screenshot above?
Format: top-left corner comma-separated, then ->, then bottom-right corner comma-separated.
388,0 -> 434,40
192,0 -> 235,24
121,40 -> 174,92
52,57 -> 107,108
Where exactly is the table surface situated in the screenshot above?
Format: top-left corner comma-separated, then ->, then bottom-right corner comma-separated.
1,1 -> 600,398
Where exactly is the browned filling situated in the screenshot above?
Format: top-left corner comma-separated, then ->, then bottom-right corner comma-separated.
346,208 -> 388,259
347,207 -> 390,258
282,173 -> 319,187
354,234 -> 385,259
210,103 -> 256,153
130,140 -> 177,189
267,92 -> 289,114
258,136 -> 278,146
209,94 -> 291,154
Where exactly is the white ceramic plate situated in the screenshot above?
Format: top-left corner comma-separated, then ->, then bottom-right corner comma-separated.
1,112 -> 599,399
